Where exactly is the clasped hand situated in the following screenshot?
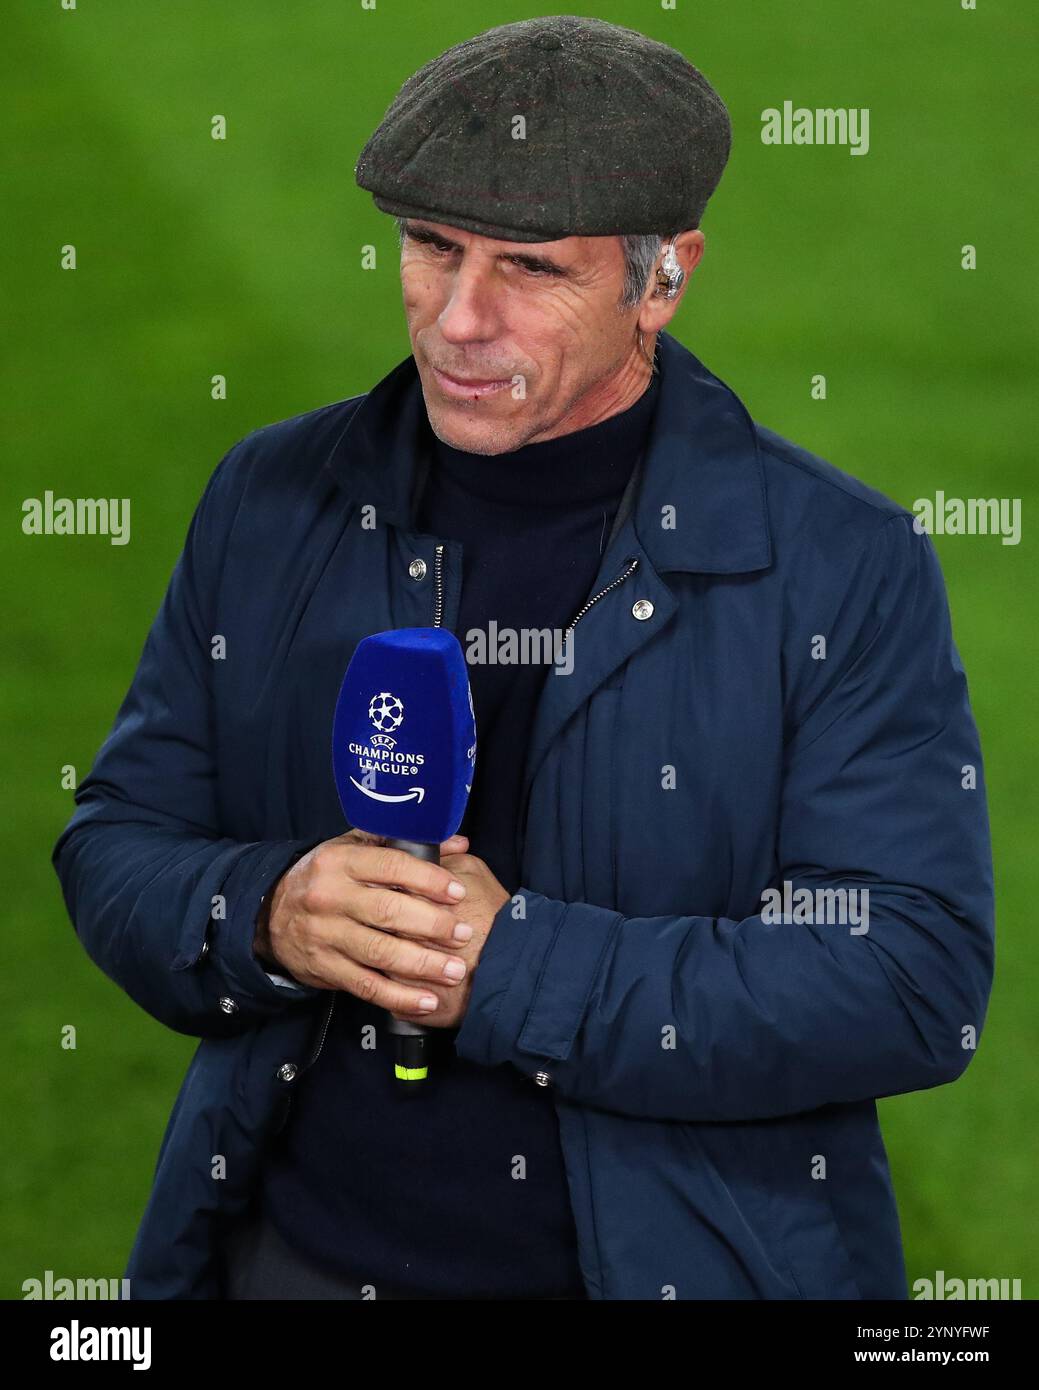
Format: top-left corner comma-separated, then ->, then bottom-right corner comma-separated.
255,830 -> 510,1028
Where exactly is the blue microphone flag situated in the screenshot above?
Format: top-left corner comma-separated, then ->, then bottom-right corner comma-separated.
332,628 -> 477,845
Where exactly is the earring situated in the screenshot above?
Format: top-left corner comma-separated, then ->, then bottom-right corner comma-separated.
636,328 -> 659,373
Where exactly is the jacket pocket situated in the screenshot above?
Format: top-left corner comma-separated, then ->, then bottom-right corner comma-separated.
676,1113 -> 862,1300
747,1112 -> 863,1300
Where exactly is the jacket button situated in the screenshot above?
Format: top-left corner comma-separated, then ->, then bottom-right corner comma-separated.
276,1063 -> 298,1083
533,1070 -> 552,1087
218,996 -> 238,1015
408,558 -> 427,580
631,599 -> 654,621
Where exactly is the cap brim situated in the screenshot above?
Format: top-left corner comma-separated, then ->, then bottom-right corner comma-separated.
371,193 -> 571,245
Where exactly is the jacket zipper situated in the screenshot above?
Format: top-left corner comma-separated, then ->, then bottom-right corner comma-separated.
304,992 -> 337,1073
564,556 -> 640,637
305,551 -> 638,1074
304,544 -> 448,1073
432,543 -> 445,628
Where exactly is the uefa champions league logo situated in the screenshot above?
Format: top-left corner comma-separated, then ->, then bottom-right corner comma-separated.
350,690 -> 423,802
368,691 -> 404,733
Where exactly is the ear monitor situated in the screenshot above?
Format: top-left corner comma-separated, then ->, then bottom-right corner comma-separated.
655,236 -> 684,299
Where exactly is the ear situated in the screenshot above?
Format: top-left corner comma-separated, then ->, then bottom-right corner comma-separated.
638,230 -> 705,334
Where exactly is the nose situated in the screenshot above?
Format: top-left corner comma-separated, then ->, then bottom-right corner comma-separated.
436,255 -> 503,347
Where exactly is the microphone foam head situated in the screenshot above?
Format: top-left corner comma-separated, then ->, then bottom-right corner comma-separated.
332,628 -> 476,844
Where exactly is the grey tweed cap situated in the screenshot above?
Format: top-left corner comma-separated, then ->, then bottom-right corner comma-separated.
354,14 -> 732,242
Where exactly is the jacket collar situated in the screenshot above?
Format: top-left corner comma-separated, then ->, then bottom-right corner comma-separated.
323,328 -> 771,576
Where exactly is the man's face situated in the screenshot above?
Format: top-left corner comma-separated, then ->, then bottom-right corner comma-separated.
399,219 -> 643,454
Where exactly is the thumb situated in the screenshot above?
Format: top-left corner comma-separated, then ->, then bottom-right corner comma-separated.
439,833 -> 469,854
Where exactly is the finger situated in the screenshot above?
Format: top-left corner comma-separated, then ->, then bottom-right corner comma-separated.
334,959 -> 440,1015
346,843 -> 468,904
391,1008 -> 444,1026
338,918 -> 469,984
353,882 -> 472,947
439,834 -> 469,853
385,973 -> 448,1025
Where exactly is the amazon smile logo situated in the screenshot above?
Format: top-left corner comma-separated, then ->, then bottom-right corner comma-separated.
349,776 -> 425,804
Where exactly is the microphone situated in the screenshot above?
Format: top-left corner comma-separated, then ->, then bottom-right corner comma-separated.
331,628 -> 477,1091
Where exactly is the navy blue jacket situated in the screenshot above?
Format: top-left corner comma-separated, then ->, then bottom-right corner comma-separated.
52,329 -> 995,1299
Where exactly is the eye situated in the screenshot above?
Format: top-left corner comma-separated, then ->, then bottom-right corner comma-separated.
507,257 -> 561,278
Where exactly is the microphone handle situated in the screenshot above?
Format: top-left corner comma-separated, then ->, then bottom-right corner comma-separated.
386,837 -> 439,1092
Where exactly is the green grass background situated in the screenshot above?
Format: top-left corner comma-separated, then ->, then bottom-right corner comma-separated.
3,0 -> 1035,1297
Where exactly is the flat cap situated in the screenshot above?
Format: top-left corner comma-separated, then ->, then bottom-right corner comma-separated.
354,14 -> 731,242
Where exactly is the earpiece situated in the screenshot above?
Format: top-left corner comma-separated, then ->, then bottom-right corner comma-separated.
656,236 -> 684,298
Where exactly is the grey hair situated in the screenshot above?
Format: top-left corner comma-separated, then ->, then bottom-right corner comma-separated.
618,233 -> 671,310
394,217 -> 673,309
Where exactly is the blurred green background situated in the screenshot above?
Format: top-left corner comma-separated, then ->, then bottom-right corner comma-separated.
3,0 -> 1035,1298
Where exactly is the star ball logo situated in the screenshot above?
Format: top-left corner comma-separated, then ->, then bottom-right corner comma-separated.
368,691 -> 404,734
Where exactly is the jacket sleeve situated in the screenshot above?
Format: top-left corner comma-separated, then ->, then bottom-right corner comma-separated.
454,514 -> 995,1122
51,437 -> 325,1040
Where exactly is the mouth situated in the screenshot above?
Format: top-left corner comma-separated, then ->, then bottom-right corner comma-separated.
432,366 -> 513,400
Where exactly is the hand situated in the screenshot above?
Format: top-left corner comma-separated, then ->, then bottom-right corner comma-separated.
385,839 -> 511,1029
254,829 -> 479,1017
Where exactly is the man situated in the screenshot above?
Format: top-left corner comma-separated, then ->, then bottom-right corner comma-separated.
53,16 -> 994,1301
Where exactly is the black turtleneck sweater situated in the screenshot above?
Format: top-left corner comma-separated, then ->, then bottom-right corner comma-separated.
259,373 -> 660,1298
422,375 -> 659,894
